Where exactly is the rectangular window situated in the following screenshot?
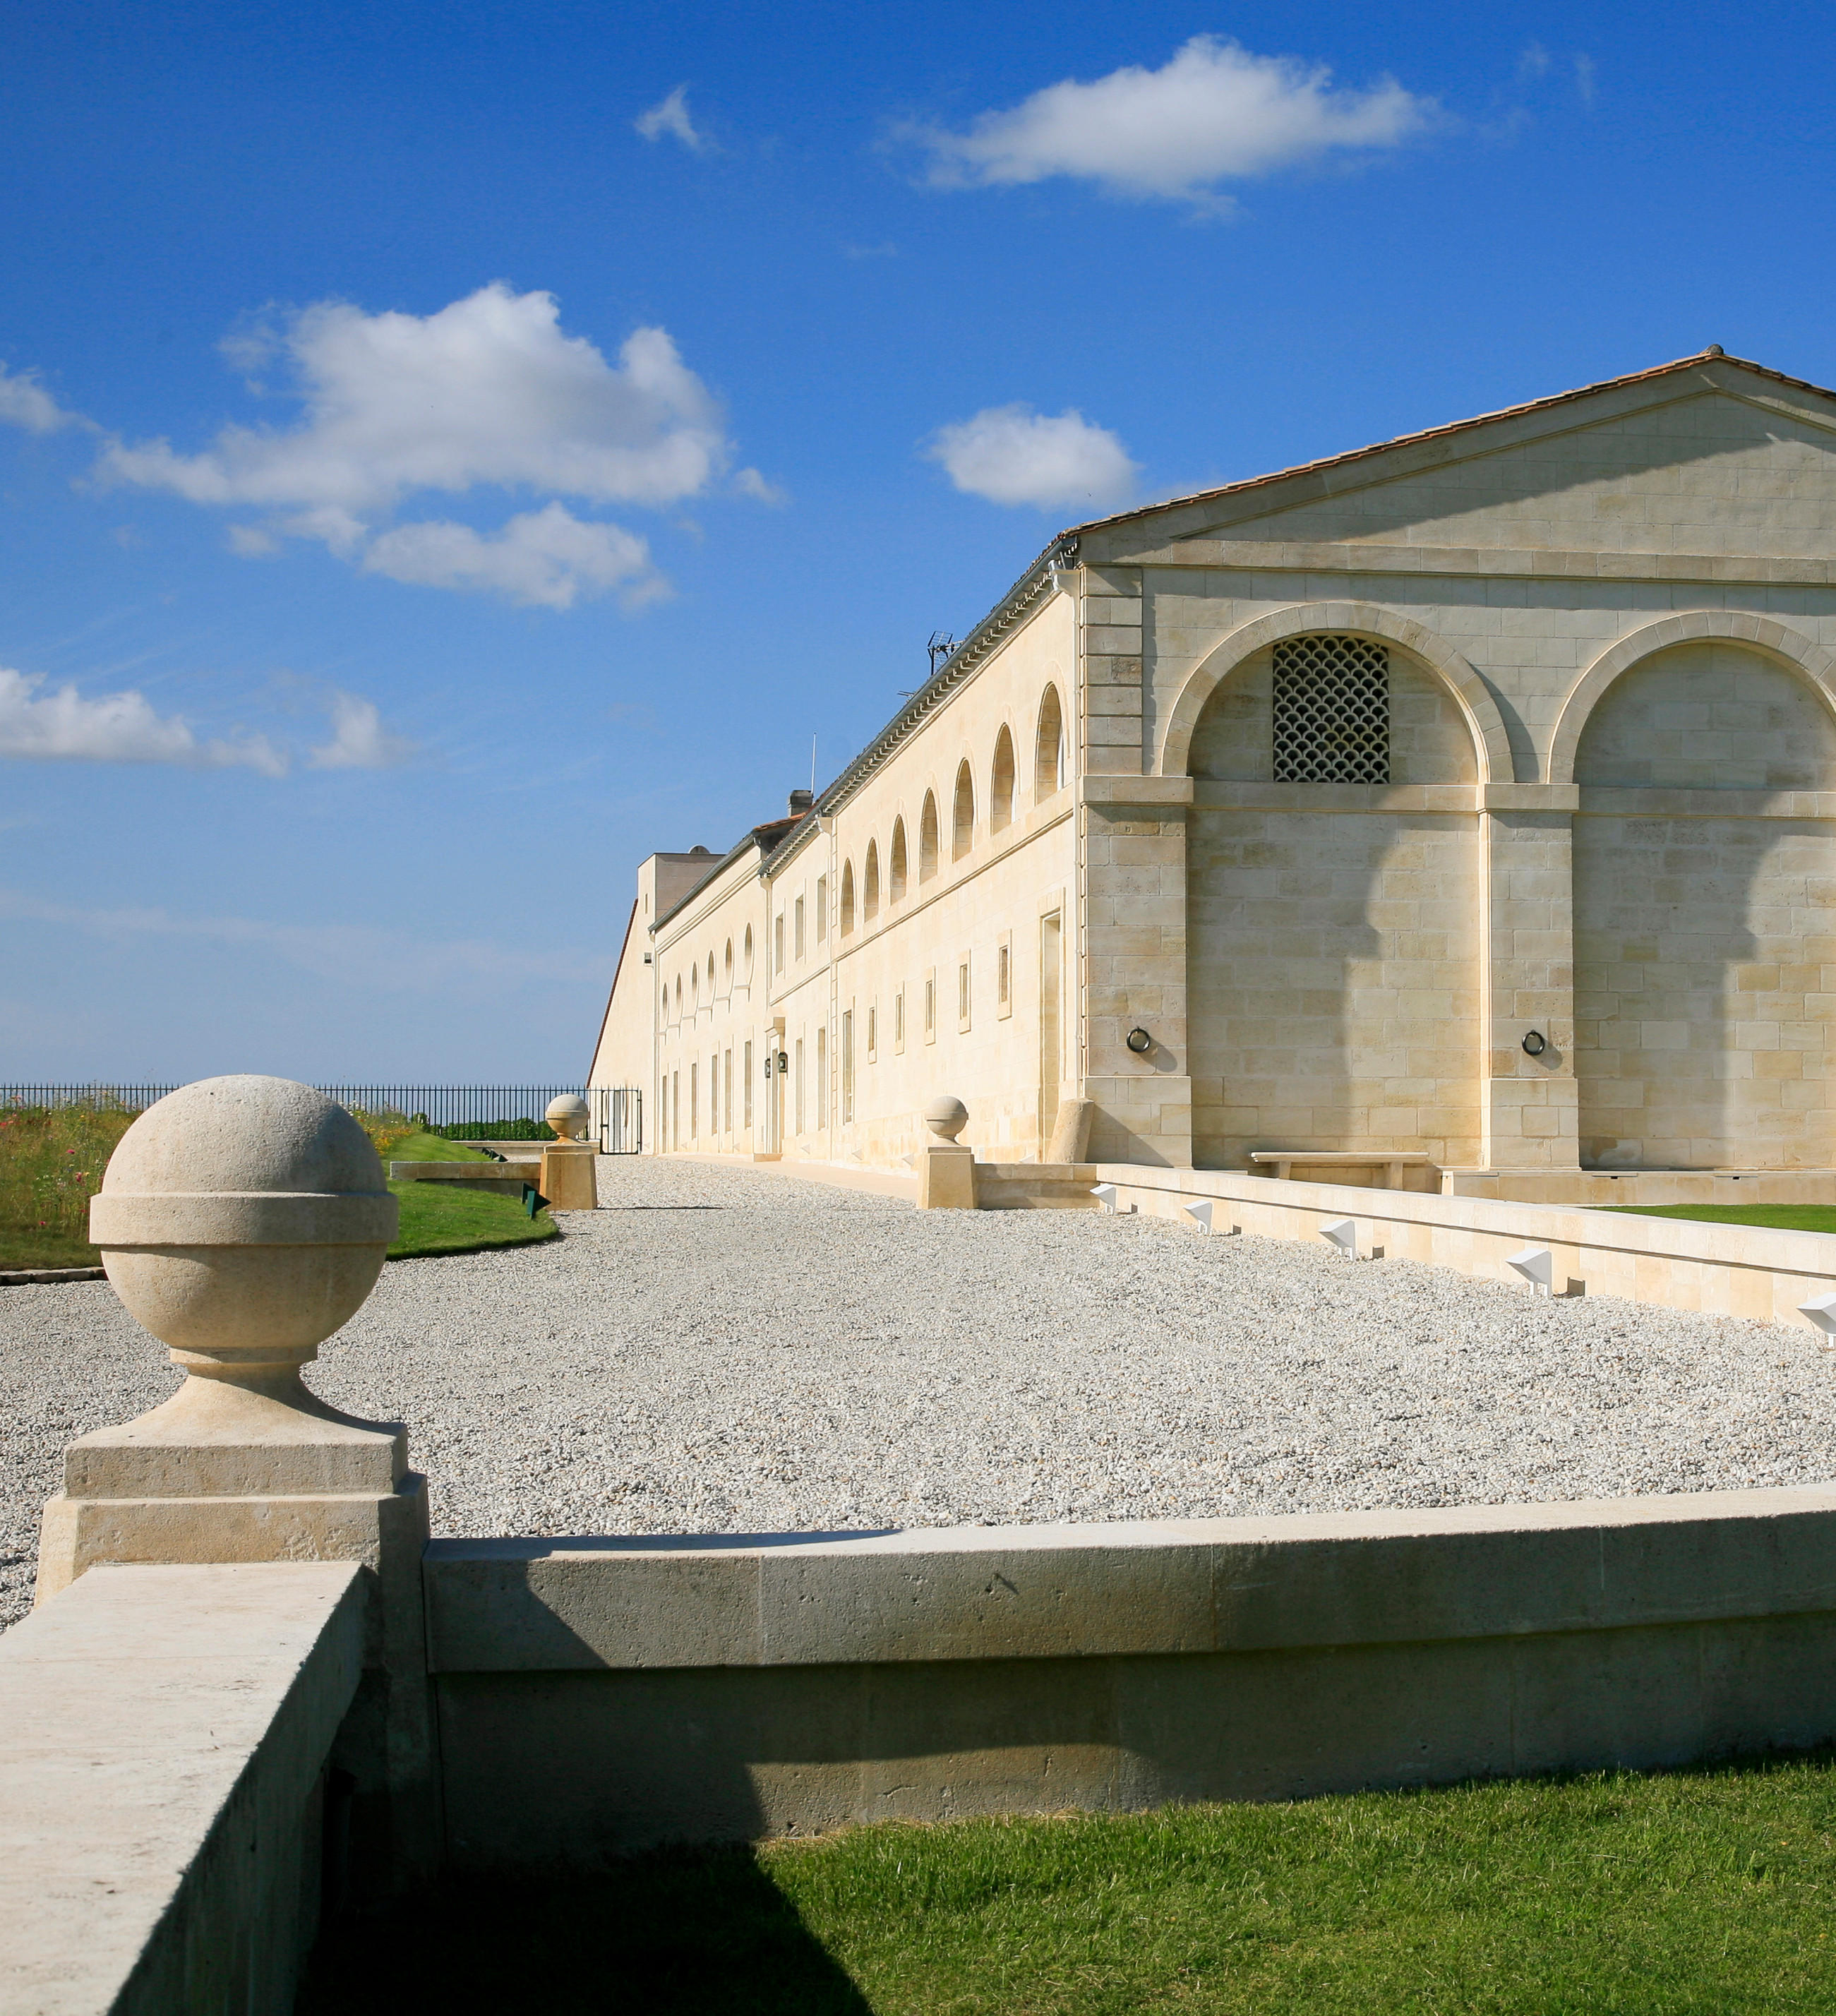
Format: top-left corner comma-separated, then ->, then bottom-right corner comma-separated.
690,1062 -> 698,1140
795,1037 -> 805,1134
1271,634 -> 1390,784
815,876 -> 827,943
795,896 -> 805,961
842,1008 -> 855,1122
867,1004 -> 877,1062
774,913 -> 785,974
923,970 -> 936,1043
743,1042 -> 753,1127
894,988 -> 906,1054
724,1049 -> 732,1136
958,958 -> 971,1033
672,1070 -> 679,1146
997,933 -> 1012,1017
816,1027 -> 827,1127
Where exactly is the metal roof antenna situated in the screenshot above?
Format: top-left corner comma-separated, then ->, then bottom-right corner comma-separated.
927,632 -> 956,676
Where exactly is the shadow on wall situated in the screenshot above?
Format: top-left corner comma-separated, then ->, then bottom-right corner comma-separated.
1573,644 -> 1836,1170
299,1855 -> 873,2015
1186,641 -> 1481,1175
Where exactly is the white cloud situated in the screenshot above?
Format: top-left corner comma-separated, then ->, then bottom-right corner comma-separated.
0,666 -> 286,773
362,501 -> 665,611
927,405 -> 1138,511
308,692 -> 417,770
227,524 -> 280,557
102,286 -> 726,517
0,362 -> 92,435
635,84 -> 707,151
733,465 -> 787,505
910,36 -> 1433,207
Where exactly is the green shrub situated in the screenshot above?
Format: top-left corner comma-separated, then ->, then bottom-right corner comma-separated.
426,1118 -> 558,1141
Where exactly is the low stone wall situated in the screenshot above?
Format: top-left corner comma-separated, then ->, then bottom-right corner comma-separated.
422,1488 -> 1836,1868
0,1562 -> 366,2016
1097,1164 -> 1836,1327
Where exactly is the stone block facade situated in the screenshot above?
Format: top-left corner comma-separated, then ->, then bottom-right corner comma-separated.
590,351 -> 1836,1193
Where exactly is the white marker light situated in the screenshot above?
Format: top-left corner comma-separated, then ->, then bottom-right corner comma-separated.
1319,1218 -> 1357,1259
1507,1246 -> 1554,1296
1182,1201 -> 1213,1234
1091,1184 -> 1119,1213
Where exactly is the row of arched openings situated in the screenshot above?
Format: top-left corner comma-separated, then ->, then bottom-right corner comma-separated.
666,923 -> 755,1024
836,684 -> 1066,935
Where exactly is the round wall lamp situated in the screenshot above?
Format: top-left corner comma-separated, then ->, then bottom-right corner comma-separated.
1521,1030 -> 1548,1057
1126,1026 -> 1153,1055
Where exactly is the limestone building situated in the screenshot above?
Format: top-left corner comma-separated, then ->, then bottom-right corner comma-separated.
589,349 -> 1836,1199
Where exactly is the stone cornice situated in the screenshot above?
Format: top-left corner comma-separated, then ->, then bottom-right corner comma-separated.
1115,539 -> 1836,587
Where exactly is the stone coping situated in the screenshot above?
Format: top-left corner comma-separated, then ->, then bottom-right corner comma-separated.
422,1486 -> 1836,1674
0,1562 -> 365,2016
0,1266 -> 105,1285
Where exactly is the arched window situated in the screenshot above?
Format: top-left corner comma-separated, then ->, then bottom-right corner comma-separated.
1036,684 -> 1065,798
889,817 -> 908,901
840,859 -> 856,934
990,725 -> 1015,833
952,760 -> 974,860
691,965 -> 700,1012
724,939 -> 733,989
675,975 -> 683,1017
741,925 -> 753,981
919,791 -> 939,882
863,839 -> 880,920
707,953 -> 715,1000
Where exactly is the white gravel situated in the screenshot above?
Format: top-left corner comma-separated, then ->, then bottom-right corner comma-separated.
6,1156 -> 1835,1630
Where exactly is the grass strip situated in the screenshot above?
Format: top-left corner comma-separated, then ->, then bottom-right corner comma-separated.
384,1130 -> 500,1165
387,1177 -> 556,1260
302,1754 -> 1836,2012
1597,1202 -> 1836,1235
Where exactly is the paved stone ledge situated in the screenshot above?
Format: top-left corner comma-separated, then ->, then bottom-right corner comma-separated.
424,1486 -> 1836,1673
0,1563 -> 365,2016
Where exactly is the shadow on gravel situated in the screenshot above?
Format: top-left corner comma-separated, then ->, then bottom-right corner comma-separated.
601,1204 -> 730,1213
298,1851 -> 873,2015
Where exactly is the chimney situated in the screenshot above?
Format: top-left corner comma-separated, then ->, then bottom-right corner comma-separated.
788,788 -> 815,815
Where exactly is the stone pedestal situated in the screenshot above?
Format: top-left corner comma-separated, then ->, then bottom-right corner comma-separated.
918,1143 -> 976,1210
540,1141 -> 599,1210
34,1075 -> 438,1892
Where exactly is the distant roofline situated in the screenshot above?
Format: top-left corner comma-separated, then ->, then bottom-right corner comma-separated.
653,814 -> 806,932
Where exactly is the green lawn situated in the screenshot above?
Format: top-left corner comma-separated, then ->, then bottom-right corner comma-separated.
388,1177 -> 556,1260
384,1129 -> 500,1165
301,1756 -> 1836,2013
1599,1202 -> 1836,1235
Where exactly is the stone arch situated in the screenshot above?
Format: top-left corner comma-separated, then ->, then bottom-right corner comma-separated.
1035,685 -> 1066,798
919,791 -> 940,881
952,759 -> 975,860
1551,612 -> 1836,786
863,839 -> 880,920
889,817 -> 908,901
990,724 -> 1016,832
1159,601 -> 1513,784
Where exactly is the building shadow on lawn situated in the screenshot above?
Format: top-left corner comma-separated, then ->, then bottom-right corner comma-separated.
298,1846 -> 873,2015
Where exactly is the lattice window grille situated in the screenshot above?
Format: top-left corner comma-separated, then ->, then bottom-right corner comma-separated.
1271,635 -> 1390,784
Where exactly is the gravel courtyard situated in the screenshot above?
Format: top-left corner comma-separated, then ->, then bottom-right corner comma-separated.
5,1156 -> 1835,1628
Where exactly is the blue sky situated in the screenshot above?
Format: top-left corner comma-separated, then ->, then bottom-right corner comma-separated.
1,0 -> 1829,1082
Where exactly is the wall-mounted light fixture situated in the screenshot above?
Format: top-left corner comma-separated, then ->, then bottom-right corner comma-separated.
1521,1030 -> 1548,1057
1125,1027 -> 1152,1055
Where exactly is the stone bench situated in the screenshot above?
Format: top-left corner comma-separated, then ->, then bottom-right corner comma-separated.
1249,1149 -> 1432,1189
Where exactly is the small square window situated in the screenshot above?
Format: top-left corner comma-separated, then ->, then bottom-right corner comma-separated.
996,932 -> 1013,1019
815,876 -> 827,943
923,969 -> 936,1044
794,896 -> 805,961
894,987 -> 906,1055
958,958 -> 971,1033
867,1003 -> 877,1062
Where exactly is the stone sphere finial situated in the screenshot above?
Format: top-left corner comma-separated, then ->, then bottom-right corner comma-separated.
546,1093 -> 591,1142
924,1095 -> 969,1141
88,1076 -> 398,1385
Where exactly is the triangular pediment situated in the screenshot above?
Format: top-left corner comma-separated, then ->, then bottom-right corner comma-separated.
1082,357 -> 1836,563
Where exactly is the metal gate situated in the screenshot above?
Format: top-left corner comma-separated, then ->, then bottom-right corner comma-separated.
590,1086 -> 642,1153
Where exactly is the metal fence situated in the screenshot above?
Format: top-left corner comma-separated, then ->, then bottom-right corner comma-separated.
590,1086 -> 642,1154
1,1082 -> 647,1152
